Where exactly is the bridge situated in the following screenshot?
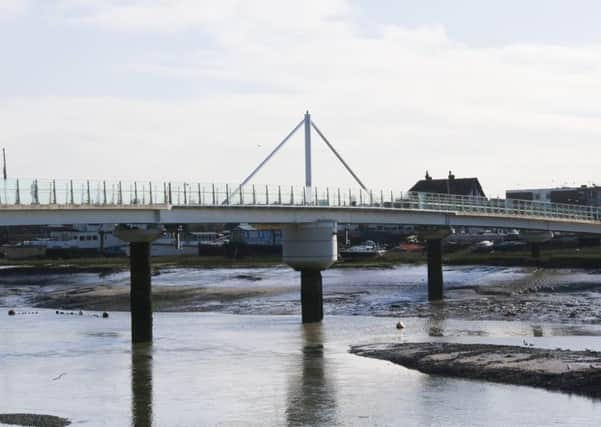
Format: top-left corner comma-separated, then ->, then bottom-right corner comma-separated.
3,111 -> 601,343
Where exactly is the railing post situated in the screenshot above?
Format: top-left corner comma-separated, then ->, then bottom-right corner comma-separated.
149,182 -> 153,205
15,179 -> 20,204
380,190 -> 384,206
197,183 -> 201,205
52,180 -> 57,204
291,186 -> 294,204
118,181 -> 123,205
265,185 -> 269,205
303,187 -> 306,205
168,183 -> 172,204
86,180 -> 91,204
326,188 -> 330,205
69,180 -> 74,204
278,185 -> 282,204
337,188 -> 341,206
369,190 -> 373,206
32,179 -> 39,204
315,187 -> 318,205
239,185 -> 243,205
348,188 -> 351,206
212,184 -> 216,205
225,184 -> 230,205
183,183 -> 187,205
134,182 -> 139,204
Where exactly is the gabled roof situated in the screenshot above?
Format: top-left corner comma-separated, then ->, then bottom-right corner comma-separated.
409,178 -> 486,197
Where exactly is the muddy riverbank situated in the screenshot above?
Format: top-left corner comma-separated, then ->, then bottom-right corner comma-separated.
3,265 -> 601,325
351,342 -> 601,399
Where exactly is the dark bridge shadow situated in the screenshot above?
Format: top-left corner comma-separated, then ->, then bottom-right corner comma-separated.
131,343 -> 153,427
285,323 -> 337,426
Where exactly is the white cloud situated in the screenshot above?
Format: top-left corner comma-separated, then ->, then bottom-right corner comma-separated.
3,1 -> 601,196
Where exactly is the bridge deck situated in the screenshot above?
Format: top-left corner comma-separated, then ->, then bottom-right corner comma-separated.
1,179 -> 601,233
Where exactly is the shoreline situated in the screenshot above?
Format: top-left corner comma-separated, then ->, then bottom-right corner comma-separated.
351,342 -> 601,399
1,245 -> 601,274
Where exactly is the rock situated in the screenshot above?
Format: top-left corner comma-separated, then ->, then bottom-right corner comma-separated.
102,312 -> 109,318
8,309 -> 16,316
396,321 -> 406,329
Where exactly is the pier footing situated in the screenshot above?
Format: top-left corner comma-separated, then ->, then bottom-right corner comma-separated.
300,269 -> 323,323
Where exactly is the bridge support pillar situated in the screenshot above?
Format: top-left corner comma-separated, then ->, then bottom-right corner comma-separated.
282,220 -> 337,323
426,239 -> 444,300
300,269 -> 323,323
114,226 -> 162,343
522,231 -> 553,260
530,243 -> 541,259
418,226 -> 453,301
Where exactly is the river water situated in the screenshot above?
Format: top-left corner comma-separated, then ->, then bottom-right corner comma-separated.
2,266 -> 601,426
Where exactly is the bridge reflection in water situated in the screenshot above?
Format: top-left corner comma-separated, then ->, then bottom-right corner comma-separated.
286,324 -> 337,426
131,343 -> 153,427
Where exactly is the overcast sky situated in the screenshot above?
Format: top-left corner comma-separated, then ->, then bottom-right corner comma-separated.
1,0 -> 600,197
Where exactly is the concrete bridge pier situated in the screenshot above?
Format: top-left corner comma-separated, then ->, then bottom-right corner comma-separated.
282,221 -> 337,323
426,238 -> 444,300
530,243 -> 541,258
418,227 -> 453,301
300,270 -> 323,323
114,225 -> 162,343
522,231 -> 553,259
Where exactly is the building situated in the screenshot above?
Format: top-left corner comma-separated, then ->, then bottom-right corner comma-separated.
506,185 -> 601,206
410,171 -> 486,198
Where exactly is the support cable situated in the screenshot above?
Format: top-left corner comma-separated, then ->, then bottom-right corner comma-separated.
227,118 -> 304,204
311,120 -> 368,192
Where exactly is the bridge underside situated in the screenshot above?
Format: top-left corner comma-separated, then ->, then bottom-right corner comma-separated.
1,205 -> 600,234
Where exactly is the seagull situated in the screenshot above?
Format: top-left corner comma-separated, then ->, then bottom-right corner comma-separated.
52,373 -> 67,381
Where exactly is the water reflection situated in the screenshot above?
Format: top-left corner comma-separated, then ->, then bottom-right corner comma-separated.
427,301 -> 448,337
131,343 -> 153,427
286,323 -> 337,426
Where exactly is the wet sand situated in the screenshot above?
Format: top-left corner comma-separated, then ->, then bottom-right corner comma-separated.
28,283 -> 291,312
352,342 -> 601,398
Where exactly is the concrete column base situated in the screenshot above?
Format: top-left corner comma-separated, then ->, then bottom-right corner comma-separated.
130,241 -> 153,343
426,239 -> 444,301
114,226 -> 162,343
301,270 -> 323,323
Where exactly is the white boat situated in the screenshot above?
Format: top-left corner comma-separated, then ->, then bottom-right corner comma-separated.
340,240 -> 386,259
471,240 -> 494,252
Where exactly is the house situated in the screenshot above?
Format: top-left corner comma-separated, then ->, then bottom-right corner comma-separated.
410,171 -> 486,198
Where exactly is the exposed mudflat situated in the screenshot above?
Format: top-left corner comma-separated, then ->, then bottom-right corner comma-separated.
3,265 -> 601,325
352,342 -> 601,398
0,413 -> 70,427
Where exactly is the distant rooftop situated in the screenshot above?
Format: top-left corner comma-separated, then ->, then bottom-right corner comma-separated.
410,171 -> 486,198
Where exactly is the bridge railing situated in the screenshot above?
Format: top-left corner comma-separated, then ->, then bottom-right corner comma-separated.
1,178 -> 601,223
